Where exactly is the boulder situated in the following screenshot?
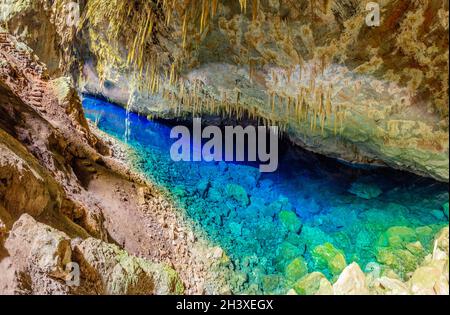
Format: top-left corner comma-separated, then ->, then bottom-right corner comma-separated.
3,214 -> 72,294
73,238 -> 185,295
2,214 -> 185,295
262,274 -> 284,293
226,184 -> 249,207
376,226 -> 426,278
275,242 -> 302,270
408,265 -> 445,295
434,227 -> 449,256
0,138 -> 58,219
279,210 -> 302,233
376,247 -> 423,279
378,226 -> 417,248
443,202 -> 449,219
312,243 -> 347,277
348,182 -> 382,200
293,272 -> 333,295
372,277 -> 409,295
284,257 -> 308,282
5,214 -> 72,280
333,262 -> 369,295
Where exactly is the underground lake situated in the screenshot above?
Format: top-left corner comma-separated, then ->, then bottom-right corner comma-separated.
83,95 -> 449,294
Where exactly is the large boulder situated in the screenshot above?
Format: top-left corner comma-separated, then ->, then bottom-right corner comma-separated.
333,263 -> 369,295
0,133 -> 59,219
375,226 -> 427,278
348,181 -> 382,200
279,210 -> 302,233
284,257 -> 308,282
312,243 -> 347,277
371,277 -> 409,295
5,214 -> 72,279
1,214 -> 184,295
407,227 -> 449,295
293,272 -> 333,295
73,238 -> 184,295
408,264 -> 448,295
226,184 -> 249,207
4,214 -> 73,294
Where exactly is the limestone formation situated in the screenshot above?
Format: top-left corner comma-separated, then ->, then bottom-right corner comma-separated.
2,214 -> 183,295
73,238 -> 184,295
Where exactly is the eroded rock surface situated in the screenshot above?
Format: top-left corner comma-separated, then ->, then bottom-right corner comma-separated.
2,214 -> 183,295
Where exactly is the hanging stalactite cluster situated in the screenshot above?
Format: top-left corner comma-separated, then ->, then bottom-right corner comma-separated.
266,62 -> 348,137
80,0 -> 264,86
80,0 -> 353,139
141,59 -> 349,140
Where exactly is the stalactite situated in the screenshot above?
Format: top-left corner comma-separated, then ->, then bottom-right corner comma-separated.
169,63 -> 175,85
182,12 -> 188,48
239,0 -> 247,13
211,0 -> 218,17
252,0 -> 259,21
326,84 -> 332,116
273,93 -> 277,113
334,113 -> 338,136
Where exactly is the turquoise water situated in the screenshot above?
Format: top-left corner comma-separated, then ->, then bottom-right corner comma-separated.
83,95 -> 449,294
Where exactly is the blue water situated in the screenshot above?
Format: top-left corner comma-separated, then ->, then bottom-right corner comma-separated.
83,95 -> 449,294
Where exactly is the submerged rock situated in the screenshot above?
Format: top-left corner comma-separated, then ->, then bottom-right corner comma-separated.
275,242 -> 302,270
378,226 -> 418,249
226,184 -> 249,207
376,226 -> 426,278
279,210 -> 302,233
228,221 -> 243,237
262,274 -> 284,293
312,243 -> 347,277
376,248 -> 423,280
431,209 -> 445,220
348,181 -> 382,200
443,202 -> 449,219
292,272 -> 333,295
284,257 -> 308,282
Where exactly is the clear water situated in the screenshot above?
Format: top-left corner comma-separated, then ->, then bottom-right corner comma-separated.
83,95 -> 449,294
